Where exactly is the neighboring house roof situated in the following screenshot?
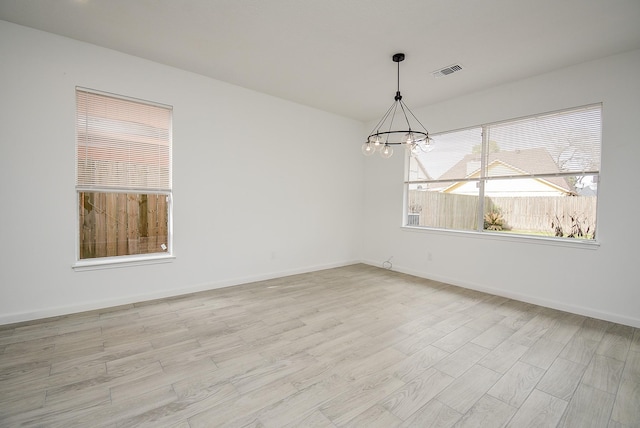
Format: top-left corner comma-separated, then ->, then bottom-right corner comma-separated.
412,156 -> 433,181
439,148 -> 574,195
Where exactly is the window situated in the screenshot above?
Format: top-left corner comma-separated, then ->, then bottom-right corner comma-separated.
76,88 -> 173,262
405,104 -> 601,240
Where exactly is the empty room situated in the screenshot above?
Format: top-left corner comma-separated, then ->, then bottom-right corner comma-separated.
1,1 -> 639,427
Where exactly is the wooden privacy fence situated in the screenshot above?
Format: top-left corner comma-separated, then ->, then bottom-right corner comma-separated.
408,191 -> 597,236
409,192 -> 479,231
79,192 -> 168,259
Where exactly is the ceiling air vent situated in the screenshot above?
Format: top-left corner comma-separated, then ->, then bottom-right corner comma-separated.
432,63 -> 464,78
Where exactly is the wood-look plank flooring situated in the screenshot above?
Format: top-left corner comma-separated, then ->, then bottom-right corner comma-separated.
1,264 -> 639,427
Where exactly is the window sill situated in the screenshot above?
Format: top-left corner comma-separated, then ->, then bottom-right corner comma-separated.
401,226 -> 600,250
73,253 -> 175,271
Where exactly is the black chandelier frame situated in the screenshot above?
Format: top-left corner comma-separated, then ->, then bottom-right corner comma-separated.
363,53 -> 432,158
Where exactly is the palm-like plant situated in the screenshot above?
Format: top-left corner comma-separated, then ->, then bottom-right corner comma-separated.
484,210 -> 505,231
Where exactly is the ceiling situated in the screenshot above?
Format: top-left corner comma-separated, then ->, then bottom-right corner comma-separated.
2,0 -> 640,122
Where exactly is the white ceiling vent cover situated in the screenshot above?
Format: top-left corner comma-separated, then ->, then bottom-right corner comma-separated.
432,63 -> 464,78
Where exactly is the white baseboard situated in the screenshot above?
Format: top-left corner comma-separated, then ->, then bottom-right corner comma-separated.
361,259 -> 640,329
0,260 -> 360,326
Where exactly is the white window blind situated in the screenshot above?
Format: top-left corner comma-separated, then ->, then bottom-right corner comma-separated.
409,105 -> 601,184
485,105 -> 601,177
76,88 -> 172,191
408,127 -> 482,183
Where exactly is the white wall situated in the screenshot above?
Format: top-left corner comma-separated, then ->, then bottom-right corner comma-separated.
0,21 -> 365,324
362,49 -> 640,327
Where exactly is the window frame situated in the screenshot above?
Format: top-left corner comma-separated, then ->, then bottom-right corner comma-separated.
73,88 -> 174,270
402,104 -> 601,248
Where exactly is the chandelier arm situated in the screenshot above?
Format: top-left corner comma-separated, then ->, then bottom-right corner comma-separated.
369,100 -> 397,136
400,99 -> 430,134
385,101 -> 401,142
398,100 -> 413,131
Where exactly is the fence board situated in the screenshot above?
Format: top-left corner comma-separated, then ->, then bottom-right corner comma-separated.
157,195 -> 167,251
95,193 -> 107,257
116,193 -> 128,255
147,194 -> 158,253
106,193 -> 117,257
127,194 -> 139,256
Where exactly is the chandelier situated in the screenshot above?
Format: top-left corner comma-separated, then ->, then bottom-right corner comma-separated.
362,53 -> 433,158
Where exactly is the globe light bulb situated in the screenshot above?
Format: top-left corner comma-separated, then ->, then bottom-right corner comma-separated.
424,136 -> 435,151
404,132 -> 414,144
370,134 -> 383,148
380,144 -> 393,158
361,142 -> 375,156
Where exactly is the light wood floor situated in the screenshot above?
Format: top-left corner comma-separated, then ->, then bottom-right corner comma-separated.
1,264 -> 639,427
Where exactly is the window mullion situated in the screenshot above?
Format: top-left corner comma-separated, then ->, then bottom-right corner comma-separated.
477,127 -> 488,232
